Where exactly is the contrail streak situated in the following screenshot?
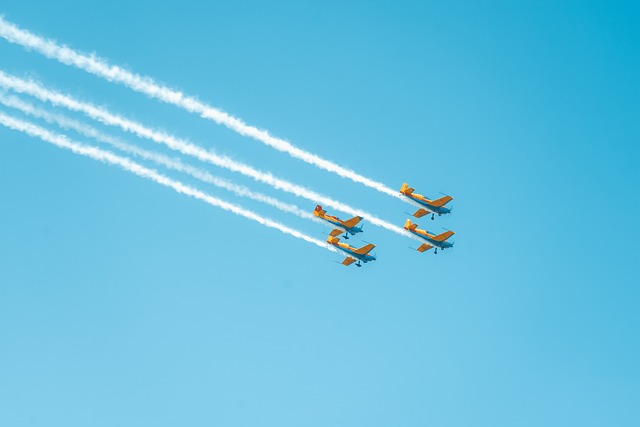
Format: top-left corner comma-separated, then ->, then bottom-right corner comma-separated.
0,111 -> 337,252
0,16 -> 403,199
0,92 -> 317,222
0,71 -> 412,238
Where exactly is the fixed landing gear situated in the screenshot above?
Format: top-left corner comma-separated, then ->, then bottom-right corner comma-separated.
431,213 -> 435,220
356,262 -> 362,267
434,248 -> 438,254
343,234 -> 349,239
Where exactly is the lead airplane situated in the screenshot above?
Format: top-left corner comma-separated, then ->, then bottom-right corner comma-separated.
404,219 -> 454,254
400,183 -> 453,220
327,229 -> 376,267
314,205 -> 363,239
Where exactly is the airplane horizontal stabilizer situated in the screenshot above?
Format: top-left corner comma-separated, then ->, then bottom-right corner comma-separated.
400,183 -> 415,195
314,204 -> 326,216
404,219 -> 418,231
417,243 -> 433,252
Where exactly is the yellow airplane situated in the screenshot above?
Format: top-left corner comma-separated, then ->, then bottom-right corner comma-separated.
326,229 -> 376,267
314,205 -> 363,239
400,183 -> 453,220
404,219 -> 455,254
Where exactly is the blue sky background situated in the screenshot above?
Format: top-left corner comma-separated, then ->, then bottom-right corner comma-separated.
0,1 -> 638,426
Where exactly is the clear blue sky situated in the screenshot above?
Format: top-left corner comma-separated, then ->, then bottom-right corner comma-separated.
0,1 -> 638,426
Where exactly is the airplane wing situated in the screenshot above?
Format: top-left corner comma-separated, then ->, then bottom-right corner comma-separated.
417,243 -> 433,252
329,228 -> 343,237
430,195 -> 453,207
342,215 -> 363,229
413,208 -> 429,218
433,230 -> 455,242
354,243 -> 375,255
342,257 -> 356,266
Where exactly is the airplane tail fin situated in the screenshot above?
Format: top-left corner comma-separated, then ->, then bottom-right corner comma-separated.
404,219 -> 418,231
314,204 -> 326,216
433,230 -> 455,242
400,183 -> 415,195
342,215 -> 363,229
354,243 -> 375,255
430,195 -> 453,207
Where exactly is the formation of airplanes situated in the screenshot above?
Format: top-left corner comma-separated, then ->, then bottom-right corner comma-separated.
315,183 -> 456,267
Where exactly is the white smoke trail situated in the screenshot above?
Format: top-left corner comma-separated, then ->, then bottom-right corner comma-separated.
0,92 -> 318,222
0,71 -> 412,238
0,111 -> 337,252
0,16 -> 403,199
